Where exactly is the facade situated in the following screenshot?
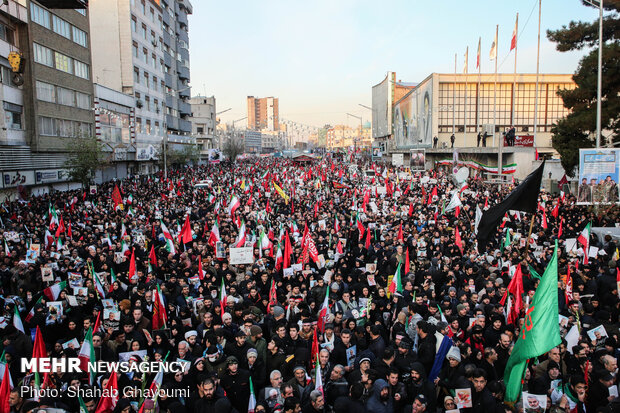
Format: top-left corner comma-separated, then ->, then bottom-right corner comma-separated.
89,0 -> 182,174
94,83 -> 136,180
325,125 -> 357,149
189,95 -> 216,155
247,95 -> 279,131
0,1 -> 96,199
161,0 -> 192,138
244,130 -> 261,153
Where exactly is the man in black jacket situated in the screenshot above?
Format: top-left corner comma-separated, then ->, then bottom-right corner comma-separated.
220,356 -> 251,413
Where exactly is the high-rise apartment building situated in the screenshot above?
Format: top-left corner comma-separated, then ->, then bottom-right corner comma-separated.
247,96 -> 279,131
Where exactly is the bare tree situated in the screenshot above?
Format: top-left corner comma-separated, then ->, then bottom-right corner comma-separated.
223,136 -> 244,161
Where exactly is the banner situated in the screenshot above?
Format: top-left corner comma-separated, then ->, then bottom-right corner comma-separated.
410,149 -> 425,171
229,247 -> 254,265
577,149 -> 620,204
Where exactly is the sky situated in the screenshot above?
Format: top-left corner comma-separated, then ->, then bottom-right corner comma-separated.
188,0 -> 596,129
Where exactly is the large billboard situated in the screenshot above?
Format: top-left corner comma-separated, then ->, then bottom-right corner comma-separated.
371,73 -> 392,139
577,148 -> 620,204
392,78 -> 433,149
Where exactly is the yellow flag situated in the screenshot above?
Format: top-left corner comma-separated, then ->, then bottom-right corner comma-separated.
273,182 -> 290,204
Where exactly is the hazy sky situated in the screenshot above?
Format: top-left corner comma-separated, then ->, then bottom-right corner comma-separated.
188,0 -> 595,129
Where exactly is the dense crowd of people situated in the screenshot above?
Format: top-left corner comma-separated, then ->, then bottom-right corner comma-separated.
0,156 -> 618,413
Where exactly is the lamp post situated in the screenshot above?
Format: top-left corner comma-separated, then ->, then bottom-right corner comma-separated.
346,112 -> 362,153
583,0 -> 603,148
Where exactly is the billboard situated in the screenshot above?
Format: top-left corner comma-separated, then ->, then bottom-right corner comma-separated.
410,149 -> 425,171
577,149 -> 620,204
371,73 -> 392,139
392,77 -> 433,149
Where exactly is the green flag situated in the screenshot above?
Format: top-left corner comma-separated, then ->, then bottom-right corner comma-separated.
504,242 -> 561,403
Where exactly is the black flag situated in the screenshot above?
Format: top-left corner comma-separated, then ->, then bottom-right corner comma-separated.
477,161 -> 545,251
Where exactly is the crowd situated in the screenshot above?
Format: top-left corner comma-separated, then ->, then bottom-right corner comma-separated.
0,156 -> 619,413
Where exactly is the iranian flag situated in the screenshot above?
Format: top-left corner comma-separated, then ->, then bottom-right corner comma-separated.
198,256 -> 205,280
78,327 -> 96,385
138,352 -> 169,413
160,220 -> 176,255
120,222 -> 127,239
314,358 -> 324,397
44,281 -> 67,301
317,287 -> 330,333
228,195 -> 241,217
334,217 -> 340,233
356,215 -> 365,241
274,243 -> 283,271
95,370 -> 119,413
248,377 -> 257,413
388,263 -> 403,295
152,284 -> 167,330
208,218 -> 220,248
220,277 -> 228,314
12,307 -> 24,334
234,220 -> 247,248
26,296 -> 43,322
577,222 -> 591,250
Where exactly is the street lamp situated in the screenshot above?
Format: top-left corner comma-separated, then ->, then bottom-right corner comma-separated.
347,112 -> 362,152
583,0 -> 603,148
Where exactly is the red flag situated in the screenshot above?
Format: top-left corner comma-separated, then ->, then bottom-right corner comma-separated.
283,231 -> 292,269
541,210 -> 548,229
128,249 -> 136,279
551,204 -> 559,219
484,197 -> 489,209
55,216 -> 65,238
565,265 -> 573,304
404,247 -> 410,274
365,227 -> 372,250
95,370 -> 119,413
149,245 -> 157,267
535,148 -> 539,161
179,215 -> 193,244
0,365 -> 10,413
336,239 -> 344,254
267,280 -> 277,313
356,219 -> 365,241
111,185 -> 123,209
427,186 -> 437,205
266,200 -> 272,213
510,14 -> 518,51
397,223 -> 404,244
311,327 -> 319,365
558,218 -> 563,238
408,202 -> 414,217
198,255 -> 204,280
455,226 -> 463,254
500,265 -> 524,325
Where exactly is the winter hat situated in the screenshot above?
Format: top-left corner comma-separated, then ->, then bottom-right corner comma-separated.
446,346 -> 461,362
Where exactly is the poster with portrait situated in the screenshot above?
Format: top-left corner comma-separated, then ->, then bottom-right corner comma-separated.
103,308 -> 120,330
522,392 -> 547,413
41,265 -> 54,282
578,149 -> 620,204
25,243 -> 40,264
587,325 -> 608,342
410,149 -> 426,171
73,287 -> 88,305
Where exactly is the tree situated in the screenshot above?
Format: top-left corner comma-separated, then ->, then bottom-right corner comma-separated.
63,136 -> 107,188
223,136 -> 245,161
547,1 -> 620,175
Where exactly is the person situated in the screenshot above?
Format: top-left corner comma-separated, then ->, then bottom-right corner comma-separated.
578,178 -> 592,203
482,131 -> 488,147
303,390 -> 325,413
450,134 -> 455,148
365,379 -> 393,413
477,132 -> 481,147
433,136 -> 439,148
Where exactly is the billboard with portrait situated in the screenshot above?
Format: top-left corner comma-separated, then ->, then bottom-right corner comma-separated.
392,76 -> 433,150
410,149 -> 425,171
577,149 -> 620,204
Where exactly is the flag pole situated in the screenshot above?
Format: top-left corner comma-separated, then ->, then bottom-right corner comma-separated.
453,53 -> 456,138
477,37 -> 481,136
533,0 -> 542,147
464,46 -> 468,147
493,25 -> 498,148
525,212 -> 536,254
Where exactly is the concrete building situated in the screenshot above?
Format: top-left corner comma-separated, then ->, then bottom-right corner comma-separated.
89,0 -> 165,174
94,83 -> 136,180
247,96 -> 279,131
161,0 -> 192,138
372,72 -> 575,179
244,130 -> 261,153
189,95 -> 216,156
326,125 -> 357,149
0,1 -> 95,199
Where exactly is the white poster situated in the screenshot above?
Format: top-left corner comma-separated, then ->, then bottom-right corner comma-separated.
229,247 -> 254,265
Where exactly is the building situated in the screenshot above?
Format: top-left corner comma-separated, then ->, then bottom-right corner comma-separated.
371,72 -> 415,142
244,130 -> 261,153
189,95 -> 216,156
326,125 -> 357,149
0,1 -> 96,199
161,0 -> 192,138
93,83 -> 136,180
90,0 -> 193,175
247,96 -> 279,131
373,72 -> 575,178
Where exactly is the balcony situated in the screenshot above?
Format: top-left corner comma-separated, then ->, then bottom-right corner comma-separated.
162,9 -> 170,26
165,73 -> 174,88
178,65 -> 190,80
163,31 -> 171,47
164,51 -> 172,67
166,114 -> 178,130
178,85 -> 190,99
179,118 -> 192,133
177,28 -> 188,44
177,11 -> 188,27
165,94 -> 176,108
178,100 -> 191,116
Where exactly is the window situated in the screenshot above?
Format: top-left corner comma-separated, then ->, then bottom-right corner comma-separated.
52,15 -> 71,39
145,96 -> 150,111
151,54 -> 156,68
141,0 -> 145,14
0,22 -> 15,46
143,72 -> 149,88
58,119 -> 75,137
55,52 -> 73,73
4,102 -> 22,130
57,87 -> 75,106
75,9 -> 86,16
1,66 -> 12,86
131,16 -> 137,32
72,26 -> 88,47
141,24 -> 147,40
36,81 -> 56,102
150,8 -> 154,22
74,60 -> 89,79
79,122 -> 91,136
146,119 -> 151,134
39,116 -> 56,136
135,117 -> 142,133
76,92 -> 90,109
133,43 -> 139,58
33,43 -> 53,67
142,47 -> 148,63
31,3 -> 50,29
152,76 -> 157,91
134,67 -> 140,84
